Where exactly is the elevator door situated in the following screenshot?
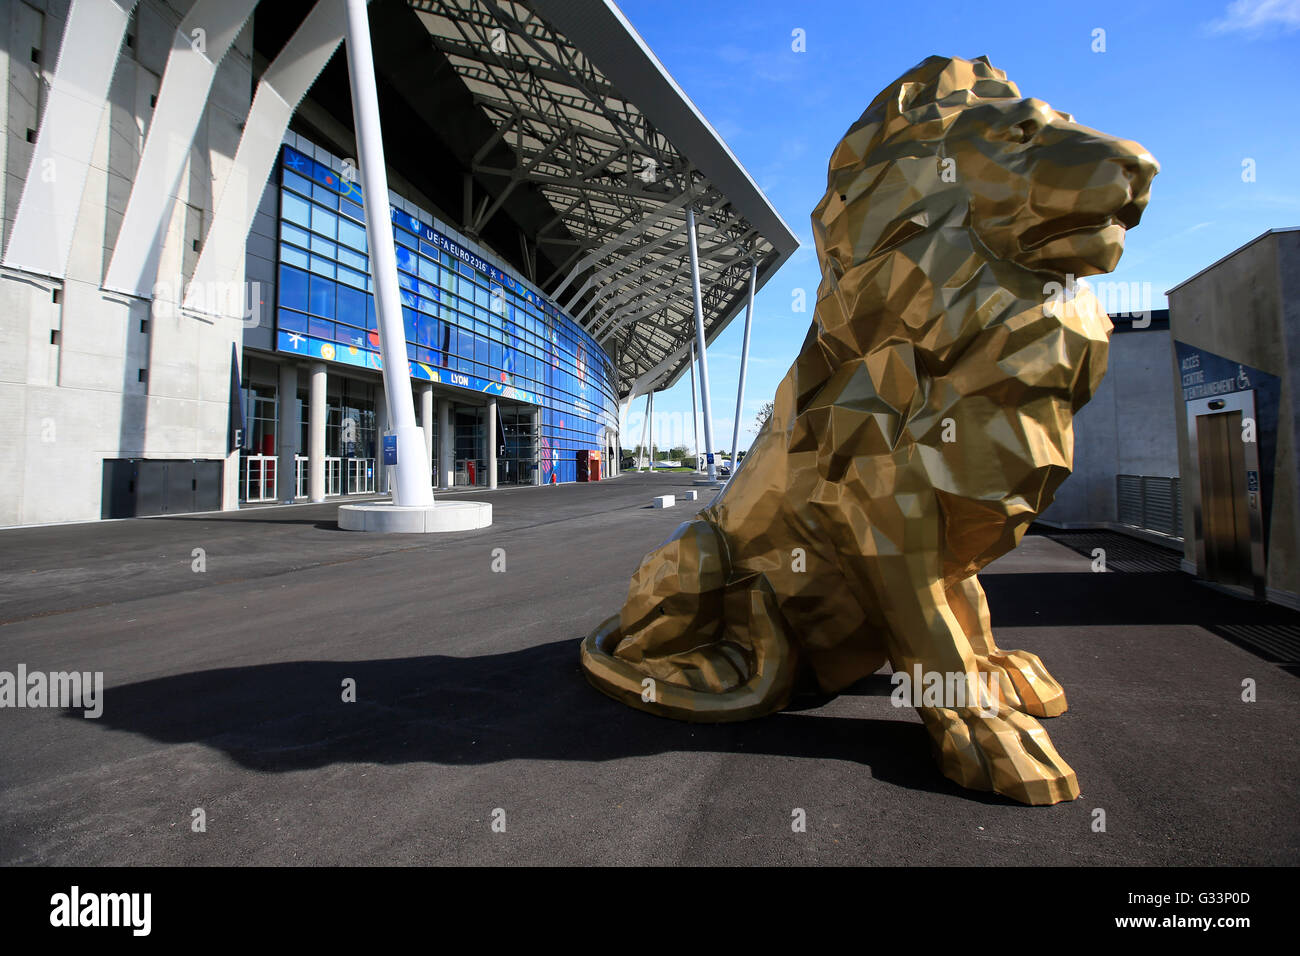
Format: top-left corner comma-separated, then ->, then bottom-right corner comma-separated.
1196,410 -> 1252,586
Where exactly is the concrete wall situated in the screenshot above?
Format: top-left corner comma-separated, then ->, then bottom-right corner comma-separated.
0,0 -> 254,525
1040,324 -> 1181,527
1168,230 -> 1299,606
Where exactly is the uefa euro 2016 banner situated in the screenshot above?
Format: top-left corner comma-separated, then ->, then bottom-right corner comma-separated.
277,328 -> 540,407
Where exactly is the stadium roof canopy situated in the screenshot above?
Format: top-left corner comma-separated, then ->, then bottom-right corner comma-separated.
392,0 -> 800,400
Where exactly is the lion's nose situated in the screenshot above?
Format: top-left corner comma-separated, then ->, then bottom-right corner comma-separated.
1115,144 -> 1159,198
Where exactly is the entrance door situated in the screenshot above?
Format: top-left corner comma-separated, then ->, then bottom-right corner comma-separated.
454,405 -> 486,486
1195,410 -> 1252,586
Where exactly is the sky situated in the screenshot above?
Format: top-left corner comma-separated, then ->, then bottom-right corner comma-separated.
613,0 -> 1300,454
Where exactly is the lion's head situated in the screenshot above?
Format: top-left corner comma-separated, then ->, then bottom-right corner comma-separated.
814,55 -> 1157,285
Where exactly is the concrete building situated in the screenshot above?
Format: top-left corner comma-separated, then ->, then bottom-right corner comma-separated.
1039,310 -> 1184,543
1167,228 -> 1300,608
0,0 -> 797,526
1042,230 -> 1299,609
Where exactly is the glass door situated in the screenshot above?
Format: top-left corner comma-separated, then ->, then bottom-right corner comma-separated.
454,405 -> 486,487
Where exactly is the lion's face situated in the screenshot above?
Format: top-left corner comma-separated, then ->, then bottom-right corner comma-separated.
944,96 -> 1157,277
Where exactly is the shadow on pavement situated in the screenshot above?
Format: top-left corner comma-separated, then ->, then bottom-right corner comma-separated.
74,638 -> 1007,803
76,569 -> 1296,802
983,571 -> 1300,653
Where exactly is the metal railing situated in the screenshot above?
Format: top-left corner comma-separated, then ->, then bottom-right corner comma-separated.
347,458 -> 376,495
324,457 -> 342,497
295,456 -> 309,499
242,455 -> 277,502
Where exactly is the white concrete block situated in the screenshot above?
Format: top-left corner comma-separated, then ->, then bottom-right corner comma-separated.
682,490 -> 698,501
338,499 -> 493,533
652,495 -> 675,508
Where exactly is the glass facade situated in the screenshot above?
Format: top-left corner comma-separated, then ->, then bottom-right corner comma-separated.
272,144 -> 618,483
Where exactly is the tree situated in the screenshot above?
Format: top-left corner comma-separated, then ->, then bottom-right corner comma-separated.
752,400 -> 774,433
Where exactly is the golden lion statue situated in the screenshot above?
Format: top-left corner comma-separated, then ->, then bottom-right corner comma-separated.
581,55 -> 1157,806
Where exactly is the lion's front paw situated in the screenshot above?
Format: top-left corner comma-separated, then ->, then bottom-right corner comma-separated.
977,649 -> 1067,718
920,704 -> 1079,805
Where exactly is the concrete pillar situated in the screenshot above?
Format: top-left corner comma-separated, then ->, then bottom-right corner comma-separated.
439,397 -> 454,489
730,261 -> 759,466
375,387 -> 389,495
488,398 -> 498,490
277,363 -> 298,502
636,392 -> 651,470
689,343 -> 701,472
342,0 -> 432,508
686,207 -> 718,483
420,384 -> 434,485
309,361 -> 327,502
647,389 -> 655,472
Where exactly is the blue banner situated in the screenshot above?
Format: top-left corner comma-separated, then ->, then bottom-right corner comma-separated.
277,330 -> 540,405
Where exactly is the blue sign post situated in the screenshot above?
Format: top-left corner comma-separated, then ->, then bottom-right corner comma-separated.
383,434 -> 398,465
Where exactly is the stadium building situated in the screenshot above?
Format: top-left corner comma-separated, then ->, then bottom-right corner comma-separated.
0,0 -> 797,525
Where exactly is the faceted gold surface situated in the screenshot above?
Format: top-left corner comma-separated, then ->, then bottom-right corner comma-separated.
581,55 -> 1157,806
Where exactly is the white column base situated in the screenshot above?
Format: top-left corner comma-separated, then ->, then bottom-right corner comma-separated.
338,498 -> 492,533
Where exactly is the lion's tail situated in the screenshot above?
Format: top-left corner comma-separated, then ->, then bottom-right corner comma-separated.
579,577 -> 800,723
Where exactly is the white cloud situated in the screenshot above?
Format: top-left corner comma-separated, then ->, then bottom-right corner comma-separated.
1207,0 -> 1300,34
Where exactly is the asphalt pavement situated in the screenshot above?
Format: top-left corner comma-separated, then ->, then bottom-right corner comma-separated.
0,472 -> 1296,865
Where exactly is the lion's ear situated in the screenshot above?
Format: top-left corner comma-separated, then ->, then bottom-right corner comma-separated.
896,81 -> 927,115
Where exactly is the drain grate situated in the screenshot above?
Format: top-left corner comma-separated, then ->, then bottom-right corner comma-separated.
1035,530 -> 1182,573
1209,624 -> 1300,665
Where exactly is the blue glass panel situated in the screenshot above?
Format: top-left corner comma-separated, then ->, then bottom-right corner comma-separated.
366,296 -> 376,329
337,217 -> 366,252
474,336 -> 488,365
395,244 -> 417,275
310,204 -> 337,239
338,247 -> 367,272
310,234 -> 336,257
339,197 -> 364,222
279,264 -> 309,311
280,220 -> 310,249
308,255 -> 335,278
280,244 -> 309,269
309,275 -> 335,318
489,341 -> 502,370
402,307 -> 418,343
337,264 -> 367,290
282,170 -> 313,197
283,147 -> 312,176
400,289 -> 417,309
418,317 -> 436,347
278,308 -> 308,333
311,183 -> 339,208
312,160 -> 337,188
282,191 -> 311,228
336,284 -> 366,327
337,325 -> 365,347
309,316 -> 335,341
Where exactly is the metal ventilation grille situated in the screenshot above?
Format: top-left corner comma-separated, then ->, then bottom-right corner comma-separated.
1116,474 -> 1183,540
1117,474 -> 1142,527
